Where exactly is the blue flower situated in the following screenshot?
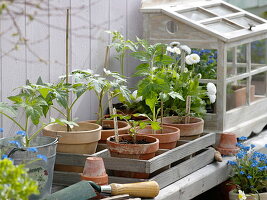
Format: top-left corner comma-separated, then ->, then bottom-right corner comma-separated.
227,161 -> 237,165
238,136 -> 248,141
192,50 -> 200,55
27,147 -> 38,153
1,154 -> 8,159
209,55 -> 214,59
242,146 -> 250,151
0,128 -> 3,132
37,154 -> 47,162
240,171 -> 245,175
16,130 -> 26,137
207,59 -> 214,65
8,140 -> 22,148
251,144 -> 256,148
237,152 -> 245,159
258,166 -> 266,171
247,175 -> 252,179
265,144 -> 267,148
251,161 -> 258,167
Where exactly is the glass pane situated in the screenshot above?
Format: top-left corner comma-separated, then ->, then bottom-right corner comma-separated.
189,49 -> 217,79
227,45 -> 247,77
252,73 -> 266,101
229,16 -> 262,28
251,39 -> 267,71
205,4 -> 238,16
227,79 -> 249,111
205,20 -> 241,33
179,9 -> 215,21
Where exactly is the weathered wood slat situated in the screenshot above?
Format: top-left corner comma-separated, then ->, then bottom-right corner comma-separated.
150,148 -> 215,189
148,133 -> 215,172
53,171 -> 80,186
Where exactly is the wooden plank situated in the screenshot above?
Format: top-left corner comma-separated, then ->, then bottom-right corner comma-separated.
148,133 -> 215,172
55,149 -> 109,166
1,0 -> 27,136
150,148 -> 215,189
53,171 -> 80,186
108,176 -> 144,184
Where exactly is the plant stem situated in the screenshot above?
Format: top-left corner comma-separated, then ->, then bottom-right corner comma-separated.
66,9 -> 71,131
97,91 -> 104,126
0,112 -> 24,130
120,54 -> 125,75
51,106 -> 67,118
108,92 -> 114,116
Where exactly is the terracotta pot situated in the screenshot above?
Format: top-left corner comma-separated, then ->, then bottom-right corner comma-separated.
107,134 -> 159,179
227,85 -> 255,110
229,190 -> 267,200
83,120 -> 131,142
138,125 -> 180,149
43,122 -> 101,154
160,116 -> 204,137
80,157 -> 108,185
106,134 -> 159,160
215,132 -> 239,155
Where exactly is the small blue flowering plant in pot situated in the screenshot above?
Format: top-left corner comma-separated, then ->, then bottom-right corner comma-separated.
228,137 -> 267,200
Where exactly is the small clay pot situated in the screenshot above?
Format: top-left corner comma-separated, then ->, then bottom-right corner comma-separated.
216,133 -> 239,155
80,157 -> 108,185
83,120 -> 131,142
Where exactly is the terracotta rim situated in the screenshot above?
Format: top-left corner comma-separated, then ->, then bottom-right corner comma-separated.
160,116 -> 204,126
80,173 -> 108,185
82,120 -> 131,131
138,125 -> 180,143
43,122 -> 101,144
106,134 -> 159,155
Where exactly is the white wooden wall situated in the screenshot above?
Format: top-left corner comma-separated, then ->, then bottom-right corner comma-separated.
0,0 -> 143,137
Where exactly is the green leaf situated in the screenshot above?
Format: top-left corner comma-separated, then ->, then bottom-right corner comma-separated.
8,95 -> 23,104
0,102 -> 17,116
168,91 -> 184,101
151,121 -> 161,130
38,87 -> 50,98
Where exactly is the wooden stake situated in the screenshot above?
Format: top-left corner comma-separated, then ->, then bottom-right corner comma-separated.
104,46 -> 110,69
185,96 -> 191,124
108,92 -> 114,116
66,9 -> 71,131
113,108 -> 119,143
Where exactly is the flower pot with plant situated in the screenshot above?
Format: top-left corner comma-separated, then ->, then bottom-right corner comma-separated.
72,68 -> 132,143
42,10 -> 101,156
227,137 -> 267,200
130,40 -> 188,148
106,110 -> 159,178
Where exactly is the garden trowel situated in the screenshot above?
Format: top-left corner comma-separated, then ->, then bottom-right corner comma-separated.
43,180 -> 160,200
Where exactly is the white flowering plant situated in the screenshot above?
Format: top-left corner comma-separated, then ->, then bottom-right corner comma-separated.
227,137 -> 267,196
131,39 -> 216,119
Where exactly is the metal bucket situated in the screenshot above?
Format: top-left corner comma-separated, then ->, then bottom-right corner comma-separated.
0,136 -> 58,199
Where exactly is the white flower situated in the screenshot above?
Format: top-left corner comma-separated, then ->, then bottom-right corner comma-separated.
185,55 -> 193,65
190,53 -> 200,64
208,94 -> 216,103
207,82 -> 217,95
180,45 -> 191,54
183,67 -> 188,72
132,90 -> 142,102
170,41 -> 180,47
167,46 -> 174,53
173,47 -> 181,55
238,190 -> 247,200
